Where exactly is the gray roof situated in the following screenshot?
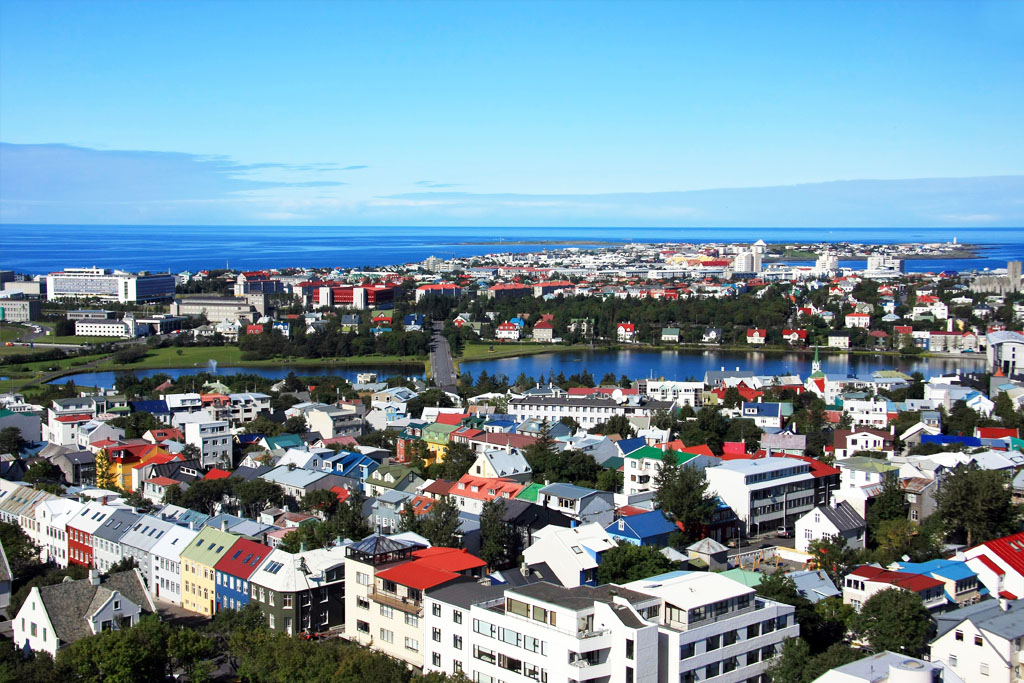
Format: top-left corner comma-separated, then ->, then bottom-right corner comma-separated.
539,483 -> 602,500
92,509 -> 141,543
348,533 -> 419,557
0,540 -> 11,582
481,450 -> 532,477
36,569 -> 154,646
426,576 -> 506,608
508,581 -> 653,612
819,501 -> 866,533
788,569 -> 840,603
820,652 -> 950,682
934,598 -> 1024,640
687,537 -> 729,554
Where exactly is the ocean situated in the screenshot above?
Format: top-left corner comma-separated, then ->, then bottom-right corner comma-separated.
2,224 -> 1023,275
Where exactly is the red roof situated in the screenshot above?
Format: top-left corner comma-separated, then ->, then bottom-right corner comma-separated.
214,537 -> 272,579
331,486 -> 351,503
848,565 -> 943,592
616,505 -> 649,517
409,495 -> 436,516
55,414 -> 93,423
205,468 -> 232,480
654,441 -> 715,458
1000,590 -> 1018,600
452,474 -> 524,502
976,554 -> 1006,576
618,323 -> 635,332
781,329 -> 808,339
376,548 -> 485,591
411,547 -> 487,572
722,442 -> 748,456
975,532 -> 1024,579
533,321 -> 553,329
145,476 -> 179,487
90,438 -> 119,448
746,328 -> 767,336
145,428 -> 183,442
977,427 -> 1019,440
435,413 -> 469,426
423,479 -> 455,496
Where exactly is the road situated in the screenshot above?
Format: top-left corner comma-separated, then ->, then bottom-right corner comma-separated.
429,321 -> 459,394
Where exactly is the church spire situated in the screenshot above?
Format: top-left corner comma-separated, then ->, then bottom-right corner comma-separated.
811,345 -> 821,375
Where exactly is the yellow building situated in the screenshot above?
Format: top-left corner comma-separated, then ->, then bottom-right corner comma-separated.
179,526 -> 237,616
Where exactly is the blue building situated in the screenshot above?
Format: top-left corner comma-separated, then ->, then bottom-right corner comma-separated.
604,510 -> 678,546
214,537 -> 271,612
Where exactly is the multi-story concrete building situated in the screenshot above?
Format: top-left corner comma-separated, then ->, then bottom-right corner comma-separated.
73,315 -> 143,338
30,497 -> 84,567
508,396 -> 672,430
0,297 -> 40,322
46,267 -> 175,303
345,534 -> 485,669
182,414 -> 231,468
988,330 -> 1024,377
637,379 -> 705,408
625,571 -> 799,683
706,457 -> 819,535
170,296 -> 258,323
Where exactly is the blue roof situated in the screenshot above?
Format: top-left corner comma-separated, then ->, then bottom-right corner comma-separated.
893,559 -> 976,581
617,437 -> 646,455
742,402 -> 780,417
130,399 -> 169,415
605,510 -> 677,540
922,434 -> 982,447
404,314 -> 425,324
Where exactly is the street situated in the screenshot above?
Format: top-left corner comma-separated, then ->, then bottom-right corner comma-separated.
429,321 -> 459,394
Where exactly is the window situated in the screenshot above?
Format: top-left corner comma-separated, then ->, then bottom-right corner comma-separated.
433,603 -> 441,617
356,571 -> 370,585
955,630 -> 964,641
283,594 -> 293,609
705,662 -> 720,678
981,663 -> 990,676
380,604 -> 394,618
626,666 -> 634,683
432,653 -> 441,667
975,636 -> 984,646
626,638 -> 634,660
268,614 -> 275,629
706,634 -> 721,651
433,628 -> 441,642
357,597 -> 370,610
405,613 -> 419,627
453,635 -> 463,650
747,623 -> 760,639
949,655 -> 958,667
380,628 -> 394,643
356,620 -> 370,634
453,609 -> 463,624
405,637 -> 419,652
680,642 -> 695,659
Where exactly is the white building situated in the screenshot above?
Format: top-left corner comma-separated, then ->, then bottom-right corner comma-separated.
795,501 -> 866,553
508,396 -> 671,430
181,414 -> 231,468
841,398 -> 890,429
13,569 -> 155,657
73,315 -> 142,338
706,458 -> 818,535
639,379 -> 704,408
988,331 -> 1024,376
930,598 -> 1024,683
813,651 -> 962,683
148,521 -> 198,606
521,523 -> 617,587
625,571 -> 799,683
30,497 -> 85,567
46,267 -> 175,303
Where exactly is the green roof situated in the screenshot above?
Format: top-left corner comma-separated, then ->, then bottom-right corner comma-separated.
367,464 -> 415,489
179,526 -> 238,568
515,482 -> 544,503
720,568 -> 764,588
662,327 -> 680,335
626,446 -> 700,465
602,456 -> 625,471
264,434 -> 304,450
0,409 -> 17,418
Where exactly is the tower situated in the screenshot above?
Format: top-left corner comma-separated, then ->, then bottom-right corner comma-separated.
811,345 -> 822,375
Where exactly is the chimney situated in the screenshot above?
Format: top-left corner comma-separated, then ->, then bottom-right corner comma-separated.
1000,596 -> 1010,611
89,569 -> 101,586
221,519 -> 229,531
520,561 -> 530,577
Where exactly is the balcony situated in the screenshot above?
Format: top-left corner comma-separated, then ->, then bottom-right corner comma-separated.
371,589 -> 422,615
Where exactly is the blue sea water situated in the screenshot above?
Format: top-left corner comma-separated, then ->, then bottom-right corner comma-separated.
1,224 -> 1023,274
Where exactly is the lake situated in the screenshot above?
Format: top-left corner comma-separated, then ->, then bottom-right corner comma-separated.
52,348 -> 986,390
459,349 -> 986,383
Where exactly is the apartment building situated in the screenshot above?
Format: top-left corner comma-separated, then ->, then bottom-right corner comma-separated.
182,414 -> 231,468
91,509 -> 141,573
180,526 -> 239,616
706,458 -> 819,535
150,522 -> 199,606
508,396 -> 673,430
637,379 -> 704,408
625,571 -> 799,683
248,546 -> 347,635
46,267 -> 175,303
345,534 -> 485,668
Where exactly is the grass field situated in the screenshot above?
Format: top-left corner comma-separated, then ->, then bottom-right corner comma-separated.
0,324 -> 32,342
93,345 -> 427,371
40,335 -> 123,345
459,341 -> 589,362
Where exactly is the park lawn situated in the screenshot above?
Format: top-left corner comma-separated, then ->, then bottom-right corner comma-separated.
41,335 -> 125,345
94,345 -> 427,371
4,353 -> 111,374
0,345 -> 34,358
459,341 -> 586,361
0,324 -> 32,342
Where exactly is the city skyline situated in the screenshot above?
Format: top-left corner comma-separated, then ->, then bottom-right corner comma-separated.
1,0 -> 1022,226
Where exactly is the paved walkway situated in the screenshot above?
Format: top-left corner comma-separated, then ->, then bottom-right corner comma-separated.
429,321 -> 458,394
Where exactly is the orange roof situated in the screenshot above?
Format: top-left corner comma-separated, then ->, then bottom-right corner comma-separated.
145,476 -> 179,487
331,486 -> 351,503
131,452 -> 181,470
435,413 -> 469,426
452,474 -> 524,502
55,414 -> 93,423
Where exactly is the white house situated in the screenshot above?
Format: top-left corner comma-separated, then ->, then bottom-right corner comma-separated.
795,501 -> 866,553
841,398 -> 889,429
496,322 -> 521,341
521,523 -> 617,587
13,569 -> 155,657
844,312 -> 871,328
813,651 -> 962,683
149,522 -> 198,606
930,598 -> 1024,682
29,497 -> 84,567
617,322 -> 637,343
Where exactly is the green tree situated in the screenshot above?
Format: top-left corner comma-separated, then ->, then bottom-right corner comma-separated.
235,479 -> 285,518
56,613 -> 170,683
722,386 -> 743,409
588,414 -> 636,438
479,498 -> 510,569
398,501 -> 423,534
103,556 -> 138,576
440,441 -> 477,481
122,489 -> 156,513
422,495 -> 461,548
851,588 -> 935,656
866,476 -> 908,545
282,414 -> 308,434
935,464 -> 1019,545
0,521 -> 40,579
652,460 -> 717,543
755,570 -> 801,604
337,487 -> 372,540
0,426 -> 26,455
596,543 -> 674,584
23,461 -> 59,487
107,411 -> 167,439
300,488 -> 341,518
168,627 -> 217,683
807,534 -> 858,587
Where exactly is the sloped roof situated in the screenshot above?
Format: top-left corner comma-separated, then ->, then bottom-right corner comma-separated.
36,569 -> 154,646
818,501 -> 866,533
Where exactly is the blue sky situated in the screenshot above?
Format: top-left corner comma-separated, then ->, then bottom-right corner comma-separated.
1,0 -> 1022,226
